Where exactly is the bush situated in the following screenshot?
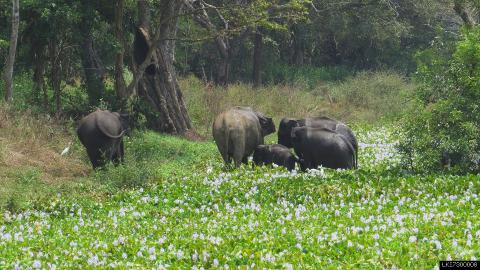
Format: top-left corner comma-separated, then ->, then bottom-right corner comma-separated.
399,27 -> 480,173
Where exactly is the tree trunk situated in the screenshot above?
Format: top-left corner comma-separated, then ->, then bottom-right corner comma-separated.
133,1 -> 192,134
138,0 -> 150,29
453,0 -> 475,28
2,0 -> 20,102
32,46 -> 48,110
291,24 -> 305,66
114,0 -> 127,104
214,37 -> 231,86
49,41 -> 62,117
79,0 -> 106,106
217,57 -> 230,86
252,29 -> 263,88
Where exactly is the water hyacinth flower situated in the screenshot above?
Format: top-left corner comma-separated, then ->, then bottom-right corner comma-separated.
176,250 -> 184,260
452,239 -> 458,247
87,255 -> 100,266
409,236 -> 417,243
331,232 -> 338,241
433,240 -> 442,250
32,260 -> 41,269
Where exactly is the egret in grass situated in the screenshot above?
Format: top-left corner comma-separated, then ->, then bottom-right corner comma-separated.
61,141 -> 73,156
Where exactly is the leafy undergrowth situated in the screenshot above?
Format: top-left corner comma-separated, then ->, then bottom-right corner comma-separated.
1,125 -> 479,269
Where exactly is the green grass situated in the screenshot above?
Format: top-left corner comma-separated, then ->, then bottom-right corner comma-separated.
262,63 -> 352,88
0,125 -> 479,268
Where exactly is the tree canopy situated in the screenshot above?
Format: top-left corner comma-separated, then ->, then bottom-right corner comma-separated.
0,0 -> 471,135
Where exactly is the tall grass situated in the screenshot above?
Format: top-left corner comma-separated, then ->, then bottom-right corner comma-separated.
180,71 -> 416,136
262,63 -> 352,88
327,71 -> 416,122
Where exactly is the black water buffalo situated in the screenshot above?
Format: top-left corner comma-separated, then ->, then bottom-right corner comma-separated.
291,126 -> 355,170
77,109 -> 129,169
278,116 -> 358,168
212,107 -> 275,167
253,144 -> 297,171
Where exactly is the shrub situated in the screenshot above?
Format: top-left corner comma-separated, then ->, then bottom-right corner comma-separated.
399,27 -> 480,173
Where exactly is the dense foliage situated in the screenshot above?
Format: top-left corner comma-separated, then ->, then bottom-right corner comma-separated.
0,1 -> 462,113
399,26 -> 480,173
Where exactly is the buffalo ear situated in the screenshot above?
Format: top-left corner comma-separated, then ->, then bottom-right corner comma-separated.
118,113 -> 130,131
254,110 -> 266,120
119,113 -> 129,121
287,119 -> 299,129
256,113 -> 268,126
255,111 -> 275,134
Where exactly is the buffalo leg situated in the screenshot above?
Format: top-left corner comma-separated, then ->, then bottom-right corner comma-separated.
216,143 -> 231,165
112,141 -> 122,166
86,148 -> 103,169
119,140 -> 125,163
301,158 -> 313,171
221,152 -> 230,164
233,151 -> 243,168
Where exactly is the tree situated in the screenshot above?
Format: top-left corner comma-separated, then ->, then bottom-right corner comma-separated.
182,0 -> 310,85
252,28 -> 263,87
114,0 -> 127,103
2,0 -> 19,102
129,0 -> 192,134
399,26 -> 480,173
79,0 -> 107,106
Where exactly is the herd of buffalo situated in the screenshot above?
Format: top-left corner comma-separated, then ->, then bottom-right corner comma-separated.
76,107 -> 358,171
212,106 -> 357,171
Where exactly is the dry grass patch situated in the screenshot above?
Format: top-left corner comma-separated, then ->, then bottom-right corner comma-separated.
0,104 -> 91,208
0,105 -> 89,180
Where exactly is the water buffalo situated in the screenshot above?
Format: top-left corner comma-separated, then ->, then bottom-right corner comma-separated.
213,107 -> 275,167
77,109 -> 129,169
291,126 -> 355,170
278,116 -> 358,168
253,144 -> 298,171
